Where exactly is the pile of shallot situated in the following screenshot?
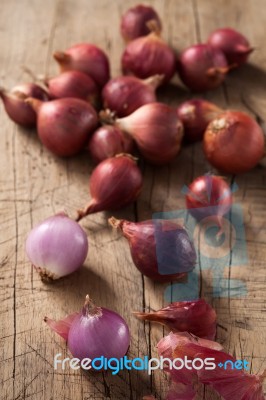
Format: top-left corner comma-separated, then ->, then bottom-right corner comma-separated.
0,2 -> 264,399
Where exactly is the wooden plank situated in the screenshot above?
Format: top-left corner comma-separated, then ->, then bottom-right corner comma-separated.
0,0 -> 265,399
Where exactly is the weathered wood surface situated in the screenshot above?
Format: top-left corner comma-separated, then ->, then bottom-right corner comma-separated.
0,0 -> 265,399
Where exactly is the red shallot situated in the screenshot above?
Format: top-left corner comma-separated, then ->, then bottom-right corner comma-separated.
121,4 -> 162,42
45,295 -> 130,362
101,103 -> 183,164
134,299 -> 216,339
53,43 -> 110,88
177,99 -> 223,142
203,110 -> 265,173
207,28 -> 253,66
76,154 -> 143,221
102,74 -> 163,117
26,97 -> 98,156
185,175 -> 232,221
0,83 -> 49,127
45,70 -> 99,107
108,217 -> 196,282
177,44 -> 229,91
88,125 -> 134,163
121,26 -> 176,84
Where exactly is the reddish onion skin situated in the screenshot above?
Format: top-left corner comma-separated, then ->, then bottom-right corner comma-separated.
76,155 -> 143,220
185,175 -> 232,221
207,28 -> 253,66
0,83 -> 49,127
53,43 -> 110,88
177,99 -> 223,143
113,103 -> 183,164
102,75 -> 163,117
88,125 -> 134,164
158,332 -> 266,400
121,32 -> 176,83
177,44 -> 229,91
203,111 -> 265,174
27,97 -> 98,157
121,4 -> 162,42
134,299 -> 217,340
46,71 -> 99,106
109,217 -> 196,282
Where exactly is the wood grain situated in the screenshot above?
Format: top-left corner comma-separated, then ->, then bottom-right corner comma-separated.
0,0 -> 265,399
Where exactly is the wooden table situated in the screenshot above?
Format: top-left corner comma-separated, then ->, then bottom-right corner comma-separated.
1,0 -> 265,399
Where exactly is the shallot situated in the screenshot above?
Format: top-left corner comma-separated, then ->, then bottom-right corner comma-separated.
26,213 -> 88,281
177,99 -> 223,142
26,97 -> 98,156
121,25 -> 176,84
101,103 -> 183,164
207,28 -> 253,66
76,154 -> 143,221
177,44 -> 229,91
108,217 -> 196,282
45,70 -> 99,106
121,4 -> 162,41
45,295 -> 130,361
88,125 -> 134,163
0,83 -> 49,127
185,174 -> 232,221
203,110 -> 265,173
54,43 -> 110,88
102,74 -> 163,117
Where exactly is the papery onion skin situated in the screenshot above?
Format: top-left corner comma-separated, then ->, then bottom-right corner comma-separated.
26,214 -> 88,281
102,75 -> 163,117
177,44 -> 229,91
0,83 -> 49,127
88,125 -> 134,163
53,43 -> 110,88
109,217 -> 196,282
121,32 -> 176,84
121,4 -> 162,42
44,312 -> 79,340
203,111 -> 265,174
197,351 -> 266,400
76,154 -> 143,220
68,296 -> 130,361
134,299 -> 217,340
46,71 -> 99,106
114,102 -> 184,164
26,97 -> 98,157
207,28 -> 253,66
185,175 -> 232,221
157,332 -> 266,400
158,331 -> 223,385
177,99 -> 223,143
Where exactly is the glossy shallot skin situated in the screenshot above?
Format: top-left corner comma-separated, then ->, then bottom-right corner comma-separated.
121,4 -> 162,42
76,155 -> 143,221
109,217 -> 196,282
207,27 -> 253,66
0,83 -> 49,127
203,110 -> 265,174
54,43 -> 110,88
